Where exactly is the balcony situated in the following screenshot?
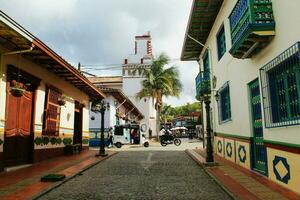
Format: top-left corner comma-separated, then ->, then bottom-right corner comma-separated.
229,0 -> 275,59
195,71 -> 211,100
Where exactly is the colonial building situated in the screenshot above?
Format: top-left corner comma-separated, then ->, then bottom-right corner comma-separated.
0,11 -> 105,171
122,33 -> 157,138
181,0 -> 300,194
89,33 -> 157,138
88,86 -> 144,146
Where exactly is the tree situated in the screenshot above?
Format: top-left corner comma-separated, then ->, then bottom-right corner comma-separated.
161,104 -> 172,126
136,53 -> 182,139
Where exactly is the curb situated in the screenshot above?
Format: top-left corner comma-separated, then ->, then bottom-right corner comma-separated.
185,149 -> 238,200
31,151 -> 118,200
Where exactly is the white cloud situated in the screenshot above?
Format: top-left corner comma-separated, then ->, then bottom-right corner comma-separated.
0,0 -> 198,106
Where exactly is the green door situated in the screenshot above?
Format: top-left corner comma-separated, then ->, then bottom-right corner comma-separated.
249,79 -> 267,175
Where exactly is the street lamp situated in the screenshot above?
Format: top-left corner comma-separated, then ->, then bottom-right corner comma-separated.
188,34 -> 214,163
91,100 -> 110,157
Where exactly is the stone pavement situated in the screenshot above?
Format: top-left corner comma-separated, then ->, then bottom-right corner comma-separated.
0,150 -> 117,200
187,148 -> 300,200
37,151 -> 232,200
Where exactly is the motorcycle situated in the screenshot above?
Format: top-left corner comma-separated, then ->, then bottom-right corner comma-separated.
160,134 -> 181,146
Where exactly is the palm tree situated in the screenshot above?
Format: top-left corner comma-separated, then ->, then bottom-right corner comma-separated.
161,104 -> 172,127
136,53 -> 182,139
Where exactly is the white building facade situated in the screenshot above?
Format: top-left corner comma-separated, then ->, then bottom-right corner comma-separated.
122,33 -> 157,138
182,0 -> 300,194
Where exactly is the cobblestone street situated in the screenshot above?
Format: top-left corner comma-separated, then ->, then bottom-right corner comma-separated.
38,151 -> 231,200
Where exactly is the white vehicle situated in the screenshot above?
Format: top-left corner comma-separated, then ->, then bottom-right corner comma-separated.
113,124 -> 149,148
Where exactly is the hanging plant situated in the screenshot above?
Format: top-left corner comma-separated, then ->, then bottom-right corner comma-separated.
58,94 -> 67,106
10,80 -> 26,97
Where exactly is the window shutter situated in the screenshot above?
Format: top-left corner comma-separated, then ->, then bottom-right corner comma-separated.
43,87 -> 61,136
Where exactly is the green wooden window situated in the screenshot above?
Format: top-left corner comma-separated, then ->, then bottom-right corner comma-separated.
216,25 -> 226,60
260,42 -> 300,127
218,82 -> 231,123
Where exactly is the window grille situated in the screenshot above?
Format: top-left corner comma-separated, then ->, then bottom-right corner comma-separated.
260,42 -> 300,128
217,25 -> 226,60
218,82 -> 231,123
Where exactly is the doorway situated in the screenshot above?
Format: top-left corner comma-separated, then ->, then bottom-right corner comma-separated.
249,78 -> 267,175
4,66 -> 39,167
73,101 -> 83,150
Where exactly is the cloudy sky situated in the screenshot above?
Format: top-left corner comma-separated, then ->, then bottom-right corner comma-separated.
0,0 -> 199,106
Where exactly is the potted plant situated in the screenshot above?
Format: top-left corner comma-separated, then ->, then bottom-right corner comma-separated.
58,94 -> 67,106
10,80 -> 26,97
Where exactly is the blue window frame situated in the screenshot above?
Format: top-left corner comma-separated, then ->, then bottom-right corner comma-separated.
260,42 -> 300,128
216,25 -> 226,60
218,82 -> 231,123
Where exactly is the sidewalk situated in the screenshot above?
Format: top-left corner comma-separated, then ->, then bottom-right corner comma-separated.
186,148 -> 300,200
0,150 -> 117,200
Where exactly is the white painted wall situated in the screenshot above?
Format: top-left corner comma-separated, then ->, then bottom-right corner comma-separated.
199,0 -> 300,144
122,35 -> 157,137
89,95 -> 117,130
0,52 -> 91,151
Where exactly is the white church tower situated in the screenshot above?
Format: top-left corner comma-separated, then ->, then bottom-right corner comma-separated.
122,32 -> 157,138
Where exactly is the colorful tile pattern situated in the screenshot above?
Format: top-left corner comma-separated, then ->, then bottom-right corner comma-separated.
273,156 -> 290,184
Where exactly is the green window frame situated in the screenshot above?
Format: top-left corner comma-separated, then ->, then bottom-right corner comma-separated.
218,82 -> 231,123
216,24 -> 226,60
260,42 -> 300,128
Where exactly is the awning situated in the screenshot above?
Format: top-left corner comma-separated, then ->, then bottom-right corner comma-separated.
0,11 -> 105,101
100,87 -> 144,120
181,0 -> 224,61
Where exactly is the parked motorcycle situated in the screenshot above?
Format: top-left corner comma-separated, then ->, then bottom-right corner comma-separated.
160,134 -> 181,146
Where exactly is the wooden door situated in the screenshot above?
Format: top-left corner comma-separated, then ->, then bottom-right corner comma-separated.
4,84 -> 34,167
73,102 -> 83,149
249,79 -> 267,175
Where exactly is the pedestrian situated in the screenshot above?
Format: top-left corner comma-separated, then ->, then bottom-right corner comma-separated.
107,128 -> 114,148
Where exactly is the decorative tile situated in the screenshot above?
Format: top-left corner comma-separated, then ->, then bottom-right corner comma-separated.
217,140 -> 223,154
273,156 -> 290,184
238,145 -> 246,163
226,142 -> 232,158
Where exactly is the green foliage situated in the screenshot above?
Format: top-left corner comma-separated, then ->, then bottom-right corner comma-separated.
0,138 -> 3,146
136,53 -> 183,108
162,102 -> 201,122
82,139 -> 89,144
42,137 -> 50,145
63,138 -> 72,145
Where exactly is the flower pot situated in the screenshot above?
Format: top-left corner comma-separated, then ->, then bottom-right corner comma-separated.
11,87 -> 25,97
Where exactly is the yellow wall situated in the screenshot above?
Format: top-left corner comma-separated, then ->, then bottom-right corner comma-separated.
224,138 -> 235,163
214,135 -> 251,170
235,141 -> 251,170
267,147 -> 300,194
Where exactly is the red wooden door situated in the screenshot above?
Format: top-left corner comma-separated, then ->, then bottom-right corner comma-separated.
4,84 -> 34,167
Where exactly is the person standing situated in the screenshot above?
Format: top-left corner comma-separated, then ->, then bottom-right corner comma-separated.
107,128 -> 114,148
